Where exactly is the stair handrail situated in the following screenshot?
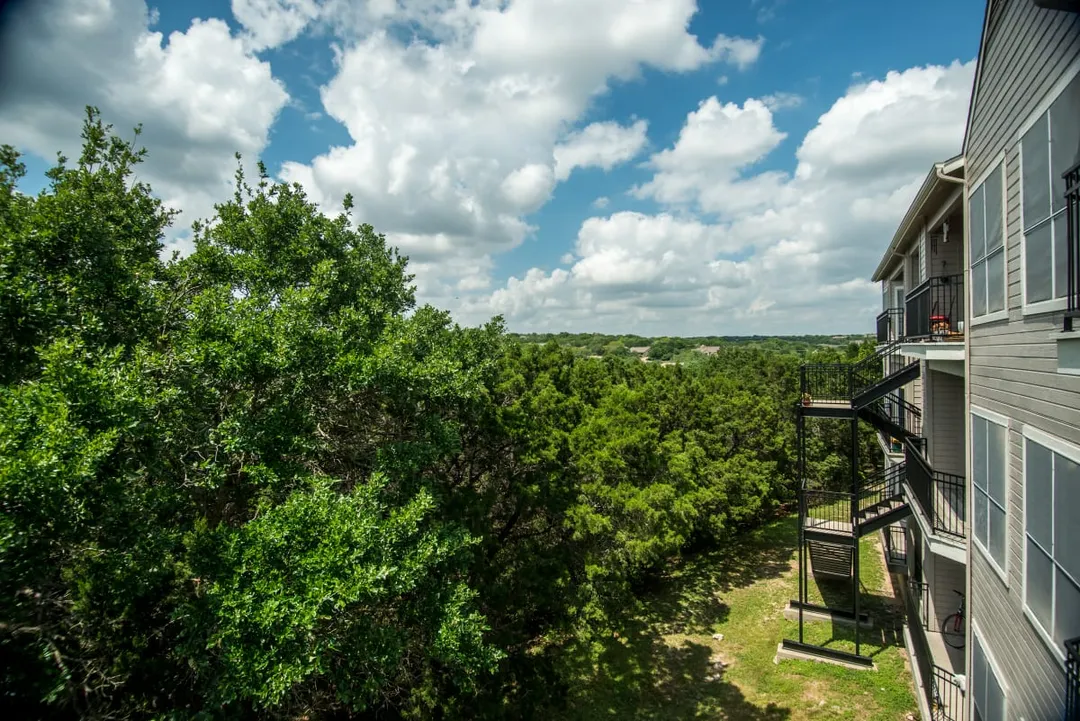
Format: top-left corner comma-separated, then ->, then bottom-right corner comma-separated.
850,339 -> 918,400
857,463 -> 905,513
799,339 -> 918,404
863,394 -> 922,437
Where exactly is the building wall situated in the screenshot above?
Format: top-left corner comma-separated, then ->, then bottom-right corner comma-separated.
927,211 -> 965,280
965,1 -> 1079,718
927,552 -> 967,632
926,370 -> 965,476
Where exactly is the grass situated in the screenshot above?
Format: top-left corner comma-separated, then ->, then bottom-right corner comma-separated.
558,515 -> 918,720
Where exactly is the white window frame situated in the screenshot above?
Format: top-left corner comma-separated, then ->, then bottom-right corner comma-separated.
1017,58 -> 1080,316
1021,425 -> 1080,665
971,622 -> 1009,721
971,406 -> 1010,584
968,155 -> 1008,326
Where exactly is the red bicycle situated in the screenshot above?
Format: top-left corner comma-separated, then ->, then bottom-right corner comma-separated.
941,590 -> 965,649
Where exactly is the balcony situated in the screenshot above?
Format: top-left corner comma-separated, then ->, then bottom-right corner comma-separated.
1068,636 -> 1079,721
904,442 -> 966,541
877,308 -> 905,343
1065,163 -> 1080,332
905,578 -> 968,721
906,274 -> 965,341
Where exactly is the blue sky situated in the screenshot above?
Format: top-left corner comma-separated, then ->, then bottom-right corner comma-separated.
0,0 -> 985,335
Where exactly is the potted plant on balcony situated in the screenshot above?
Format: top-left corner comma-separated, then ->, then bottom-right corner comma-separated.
802,392 -> 813,406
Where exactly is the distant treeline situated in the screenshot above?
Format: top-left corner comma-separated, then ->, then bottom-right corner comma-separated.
506,332 -> 874,361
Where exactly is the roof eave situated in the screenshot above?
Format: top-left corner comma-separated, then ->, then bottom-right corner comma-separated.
870,155 -> 966,283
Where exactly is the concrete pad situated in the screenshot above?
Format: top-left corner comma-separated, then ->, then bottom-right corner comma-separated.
774,642 -> 877,671
784,602 -> 873,629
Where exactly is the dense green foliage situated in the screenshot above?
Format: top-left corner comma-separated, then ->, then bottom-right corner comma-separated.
505,332 -> 872,359
0,111 -> 876,719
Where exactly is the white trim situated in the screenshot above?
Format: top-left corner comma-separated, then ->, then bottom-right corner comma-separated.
1023,424 -> 1080,463
968,156 -> 1008,320
971,405 -> 1010,428
971,622 -> 1010,721
1019,427 -> 1079,668
1017,63 -> 1080,311
967,149 -> 1006,195
898,342 -> 965,362
1022,606 -> 1067,667
970,407 -> 1010,584
1022,297 -> 1068,317
969,309 -> 1008,327
974,535 -> 1009,587
1014,54 -> 1080,140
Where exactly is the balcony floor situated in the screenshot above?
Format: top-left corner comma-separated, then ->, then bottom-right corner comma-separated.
804,517 -> 853,535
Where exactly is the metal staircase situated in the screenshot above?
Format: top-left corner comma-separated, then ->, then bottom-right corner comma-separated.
786,342 -> 921,666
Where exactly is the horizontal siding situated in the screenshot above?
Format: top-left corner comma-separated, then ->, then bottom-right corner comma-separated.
928,554 -> 966,630
967,0 -> 1080,182
971,550 -> 1064,720
927,370 -> 965,476
966,3 -> 1079,719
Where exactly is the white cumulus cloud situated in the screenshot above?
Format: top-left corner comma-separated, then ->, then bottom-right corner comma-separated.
270,0 -> 762,310
470,60 -> 977,334
553,120 -> 649,182
0,0 -> 290,254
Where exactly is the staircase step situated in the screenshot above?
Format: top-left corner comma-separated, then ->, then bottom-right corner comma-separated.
807,539 -> 854,579
853,363 -> 920,408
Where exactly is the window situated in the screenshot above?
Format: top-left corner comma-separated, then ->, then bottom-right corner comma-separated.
972,630 -> 1006,721
970,164 -> 1005,319
1021,71 -> 1080,308
1023,429 -> 1080,656
972,410 -> 1008,573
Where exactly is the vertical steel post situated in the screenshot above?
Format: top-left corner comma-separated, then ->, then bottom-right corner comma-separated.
851,414 -> 861,657
797,407 -> 805,643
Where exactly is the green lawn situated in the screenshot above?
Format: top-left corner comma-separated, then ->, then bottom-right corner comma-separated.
559,516 -> 918,720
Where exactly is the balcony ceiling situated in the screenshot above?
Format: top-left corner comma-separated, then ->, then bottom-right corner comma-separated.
872,155 -> 965,283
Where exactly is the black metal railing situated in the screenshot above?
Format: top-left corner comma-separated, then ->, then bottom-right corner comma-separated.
800,339 -> 917,405
1067,636 -> 1079,721
906,274 -> 965,340
909,578 -> 930,630
800,363 -> 853,403
877,308 -> 905,343
858,464 -> 905,514
884,524 -> 907,566
930,665 -> 968,721
933,471 -> 966,539
1065,163 -> 1080,332
904,442 -> 967,540
804,488 -> 853,531
878,393 -> 923,437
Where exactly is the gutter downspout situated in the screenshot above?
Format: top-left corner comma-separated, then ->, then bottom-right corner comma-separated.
935,164 -> 965,185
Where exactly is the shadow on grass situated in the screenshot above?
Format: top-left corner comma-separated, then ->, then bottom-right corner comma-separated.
561,627 -> 791,720
560,517 -> 798,720
637,517 -> 798,636
798,539 -> 907,660
792,614 -> 905,660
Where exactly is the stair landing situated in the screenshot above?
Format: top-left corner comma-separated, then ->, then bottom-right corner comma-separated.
800,400 -> 854,418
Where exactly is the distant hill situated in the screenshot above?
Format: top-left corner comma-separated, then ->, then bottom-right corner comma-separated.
504,332 -> 873,361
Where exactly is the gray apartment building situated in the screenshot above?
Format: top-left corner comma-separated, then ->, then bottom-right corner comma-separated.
784,2 -> 1080,719
963,1 -> 1080,719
